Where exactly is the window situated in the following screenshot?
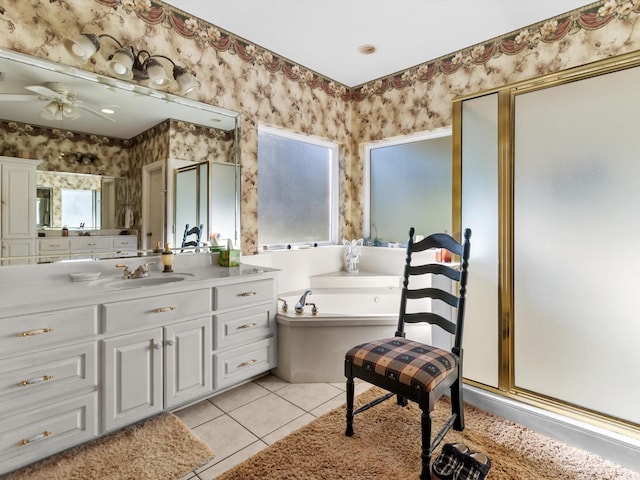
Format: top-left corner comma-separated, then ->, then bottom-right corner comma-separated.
258,126 -> 338,247
365,130 -> 452,244
61,189 -> 101,229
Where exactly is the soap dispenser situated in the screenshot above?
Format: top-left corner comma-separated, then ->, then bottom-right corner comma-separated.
161,243 -> 174,273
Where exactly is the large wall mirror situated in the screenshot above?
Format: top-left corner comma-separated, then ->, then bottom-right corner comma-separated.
0,47 -> 241,265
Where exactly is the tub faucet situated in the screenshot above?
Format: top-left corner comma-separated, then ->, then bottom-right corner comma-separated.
295,290 -> 312,314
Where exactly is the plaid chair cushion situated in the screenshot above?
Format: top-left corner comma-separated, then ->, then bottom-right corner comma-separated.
346,337 -> 458,392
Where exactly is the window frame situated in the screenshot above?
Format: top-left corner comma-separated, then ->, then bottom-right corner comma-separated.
257,124 -> 339,248
363,127 -> 452,240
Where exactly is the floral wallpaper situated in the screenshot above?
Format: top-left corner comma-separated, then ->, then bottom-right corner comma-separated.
1,0 -> 639,252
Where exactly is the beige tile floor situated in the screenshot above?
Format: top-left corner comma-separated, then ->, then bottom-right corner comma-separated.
175,375 -> 372,480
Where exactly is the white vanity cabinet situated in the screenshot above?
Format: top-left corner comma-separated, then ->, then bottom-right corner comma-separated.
212,279 -> 277,390
37,235 -> 138,262
110,235 -> 138,257
101,289 -> 213,431
0,305 -> 99,474
0,266 -> 277,475
0,157 -> 40,265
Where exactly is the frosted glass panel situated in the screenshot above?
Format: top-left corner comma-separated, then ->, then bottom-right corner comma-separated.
460,94 -> 499,388
175,168 -> 198,244
513,67 -> 640,423
211,163 -> 237,245
258,130 -> 335,246
369,136 -> 451,243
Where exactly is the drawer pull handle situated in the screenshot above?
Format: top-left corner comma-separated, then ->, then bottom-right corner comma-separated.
153,306 -> 176,313
237,292 -> 257,297
17,328 -> 53,337
18,375 -> 53,387
17,431 -> 53,446
239,359 -> 257,367
238,322 -> 257,329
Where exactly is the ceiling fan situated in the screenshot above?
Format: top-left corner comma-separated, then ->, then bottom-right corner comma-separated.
0,82 -> 115,122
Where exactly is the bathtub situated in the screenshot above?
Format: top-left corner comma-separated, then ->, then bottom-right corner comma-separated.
274,288 -> 434,383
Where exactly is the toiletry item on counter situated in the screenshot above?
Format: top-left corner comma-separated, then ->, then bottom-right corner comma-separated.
153,241 -> 163,254
62,226 -> 69,237
219,239 -> 240,267
161,243 -> 174,272
436,248 -> 452,263
219,249 -> 240,267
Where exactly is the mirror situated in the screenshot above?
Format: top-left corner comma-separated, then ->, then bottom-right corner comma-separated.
36,171 -> 129,230
0,47 -> 241,264
173,161 -> 238,249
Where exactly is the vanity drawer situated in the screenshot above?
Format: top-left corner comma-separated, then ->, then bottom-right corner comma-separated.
0,342 -> 97,411
69,237 -> 113,252
102,289 -> 211,333
112,236 -> 137,249
213,337 -> 276,390
38,238 -> 70,252
213,305 -> 274,350
213,279 -> 275,311
0,392 -> 97,472
0,306 -> 98,357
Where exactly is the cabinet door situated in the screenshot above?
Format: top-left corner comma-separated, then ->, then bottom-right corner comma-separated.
164,317 -> 212,409
1,161 -> 36,239
102,328 -> 163,432
0,239 -> 36,265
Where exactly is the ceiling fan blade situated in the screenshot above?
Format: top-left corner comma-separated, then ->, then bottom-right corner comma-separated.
73,102 -> 116,122
0,93 -> 39,102
24,84 -> 61,99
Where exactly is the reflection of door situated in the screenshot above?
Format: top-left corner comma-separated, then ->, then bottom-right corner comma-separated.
101,178 -> 115,229
142,162 -> 164,251
175,162 -> 209,249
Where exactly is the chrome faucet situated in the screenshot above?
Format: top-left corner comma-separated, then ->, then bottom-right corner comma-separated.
295,289 -> 312,314
116,262 -> 155,279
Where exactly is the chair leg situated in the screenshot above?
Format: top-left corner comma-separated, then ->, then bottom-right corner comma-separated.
345,376 -> 355,436
396,395 -> 408,406
451,377 -> 465,431
420,407 -> 432,480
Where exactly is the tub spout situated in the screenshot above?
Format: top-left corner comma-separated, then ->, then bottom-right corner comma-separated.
295,289 -> 312,314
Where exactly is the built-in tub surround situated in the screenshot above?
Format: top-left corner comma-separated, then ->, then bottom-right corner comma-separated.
275,287 -> 411,383
274,264 -> 448,383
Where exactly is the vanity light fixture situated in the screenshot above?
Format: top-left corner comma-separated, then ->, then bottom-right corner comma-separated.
63,33 -> 197,94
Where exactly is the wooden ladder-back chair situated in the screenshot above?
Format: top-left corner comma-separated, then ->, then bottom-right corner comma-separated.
180,223 -> 204,252
345,227 -> 472,480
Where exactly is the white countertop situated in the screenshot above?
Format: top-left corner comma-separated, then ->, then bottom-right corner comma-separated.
0,253 -> 278,317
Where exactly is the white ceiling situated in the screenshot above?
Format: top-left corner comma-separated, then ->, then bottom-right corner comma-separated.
164,0 -> 593,86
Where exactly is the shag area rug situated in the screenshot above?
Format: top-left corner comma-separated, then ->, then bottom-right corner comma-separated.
217,387 -> 639,480
2,413 -> 213,480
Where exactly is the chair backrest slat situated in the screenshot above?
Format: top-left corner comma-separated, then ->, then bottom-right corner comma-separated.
409,264 -> 461,282
406,287 -> 459,308
395,227 -> 471,352
403,312 -> 456,334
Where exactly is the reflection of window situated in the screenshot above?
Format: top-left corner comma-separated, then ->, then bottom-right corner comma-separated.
258,126 -> 338,247
61,189 -> 101,229
365,131 -> 452,244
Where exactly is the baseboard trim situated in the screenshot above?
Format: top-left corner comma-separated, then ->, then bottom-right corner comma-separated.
462,384 -> 640,473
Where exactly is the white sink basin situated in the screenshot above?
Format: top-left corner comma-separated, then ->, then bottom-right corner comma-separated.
99,274 -> 192,290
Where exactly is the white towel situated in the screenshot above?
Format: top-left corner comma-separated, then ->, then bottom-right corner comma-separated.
124,207 -> 133,229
